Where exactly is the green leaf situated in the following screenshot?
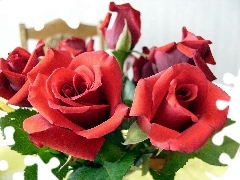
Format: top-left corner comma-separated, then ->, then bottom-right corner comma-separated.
142,153 -> 152,176
24,164 -> 38,180
97,139 -> 124,163
68,152 -> 135,180
149,151 -> 190,180
193,119 -> 239,166
0,108 -> 70,180
123,121 -> 148,145
122,77 -> 135,106
23,147 -> 70,180
115,20 -> 132,52
39,148 -> 69,180
0,108 -> 39,154
194,135 -> 240,166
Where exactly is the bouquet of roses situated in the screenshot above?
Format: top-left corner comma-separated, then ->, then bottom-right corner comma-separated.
0,2 -> 239,180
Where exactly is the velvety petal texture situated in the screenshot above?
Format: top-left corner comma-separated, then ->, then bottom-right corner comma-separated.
23,50 -> 128,161
130,63 -> 229,153
23,114 -> 104,161
7,47 -> 72,106
132,46 -> 155,83
133,27 -> 216,83
0,40 -> 44,106
57,37 -> 94,57
99,2 -> 141,49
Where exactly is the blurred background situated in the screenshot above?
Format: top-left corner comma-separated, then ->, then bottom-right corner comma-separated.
0,0 -> 240,85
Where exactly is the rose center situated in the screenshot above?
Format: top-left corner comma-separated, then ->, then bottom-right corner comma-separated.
62,83 -> 78,98
176,88 -> 191,101
78,85 -> 87,94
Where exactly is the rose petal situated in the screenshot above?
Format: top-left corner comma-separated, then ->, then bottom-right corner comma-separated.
151,99 -> 197,132
48,66 -> 105,106
130,77 -> 157,120
136,116 -> 152,134
8,47 -> 31,59
156,42 -> 176,53
173,83 -> 198,103
28,73 -> 83,131
151,69 -> 177,118
27,49 -> 73,85
193,53 -> 216,81
48,100 -> 110,129
47,67 -> 93,101
182,26 -> 200,41
196,81 -> 230,130
166,80 -> 199,123
23,114 -> 104,161
0,73 -> 15,99
7,81 -> 30,106
57,37 -> 86,57
148,123 -> 180,150
181,26 -> 216,65
76,103 -> 128,138
73,65 -> 105,104
74,65 -> 95,82
153,48 -> 189,72
68,50 -> 122,115
168,120 -> 215,153
86,38 -> 94,52
101,2 -> 141,49
23,114 -> 53,133
1,70 -> 26,92
99,12 -> 111,37
6,47 -> 31,74
176,43 -> 196,58
22,40 -> 45,74
48,100 -> 90,113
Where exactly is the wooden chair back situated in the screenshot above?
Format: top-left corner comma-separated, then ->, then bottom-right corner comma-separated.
19,19 -> 104,50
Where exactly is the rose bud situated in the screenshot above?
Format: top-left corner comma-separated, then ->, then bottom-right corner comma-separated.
99,2 -> 141,50
57,37 -> 94,57
130,63 -> 229,153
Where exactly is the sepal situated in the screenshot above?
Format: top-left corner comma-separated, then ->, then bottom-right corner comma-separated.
115,19 -> 132,52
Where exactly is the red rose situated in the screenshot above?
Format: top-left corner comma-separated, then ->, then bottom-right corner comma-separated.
130,63 -> 229,153
23,50 -> 129,161
180,26 -> 216,65
147,27 -> 216,81
0,40 -> 44,106
99,2 -> 141,49
57,37 -> 94,57
132,46 -> 157,83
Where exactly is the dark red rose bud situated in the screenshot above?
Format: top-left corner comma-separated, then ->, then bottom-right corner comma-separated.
99,2 -> 141,50
57,37 -> 94,57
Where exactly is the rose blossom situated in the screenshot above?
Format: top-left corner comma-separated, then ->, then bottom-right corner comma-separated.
23,50 -> 129,161
99,2 -> 141,49
130,63 -> 229,153
132,46 -> 157,83
134,27 -> 216,82
57,36 -> 94,57
0,40 -> 44,106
